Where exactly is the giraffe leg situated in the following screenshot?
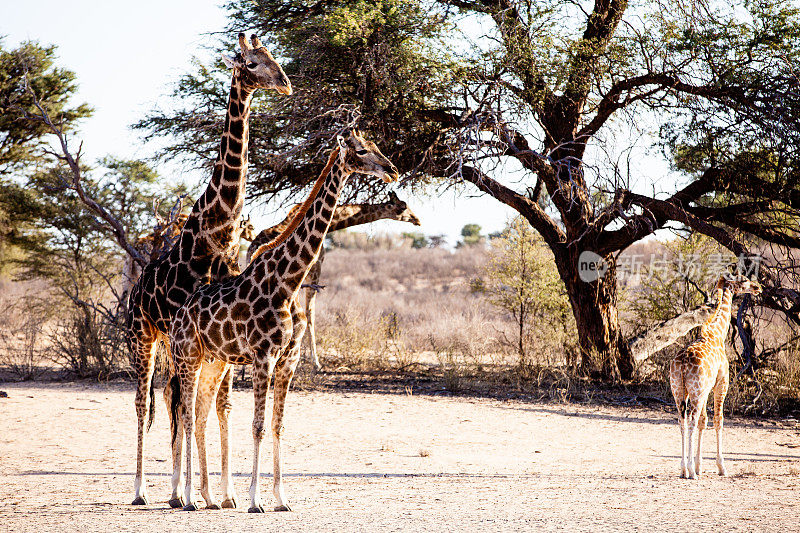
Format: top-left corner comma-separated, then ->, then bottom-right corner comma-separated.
164,378 -> 185,508
679,410 -> 688,478
195,360 -> 227,509
131,319 -> 158,506
273,306 -> 305,511
248,355 -> 275,513
669,359 -> 689,478
714,369 -> 730,476
695,397 -> 709,477
305,288 -> 321,370
272,356 -> 300,511
217,365 -> 239,508
685,399 -> 700,480
175,343 -> 202,511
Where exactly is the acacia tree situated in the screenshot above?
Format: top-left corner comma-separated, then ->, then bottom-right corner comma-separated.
140,0 -> 800,380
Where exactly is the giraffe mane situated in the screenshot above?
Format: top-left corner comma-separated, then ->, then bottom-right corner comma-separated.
254,147 -> 341,254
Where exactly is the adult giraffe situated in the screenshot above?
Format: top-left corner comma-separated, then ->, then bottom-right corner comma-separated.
169,129 -> 398,512
127,33 -> 291,507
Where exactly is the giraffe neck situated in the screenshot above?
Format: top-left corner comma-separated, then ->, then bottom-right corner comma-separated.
701,287 -> 734,344
194,74 -> 254,252
253,158 -> 351,293
329,202 -> 397,232
699,287 -> 724,337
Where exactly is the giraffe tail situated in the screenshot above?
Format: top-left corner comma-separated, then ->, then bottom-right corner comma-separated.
169,374 -> 181,446
146,375 -> 156,432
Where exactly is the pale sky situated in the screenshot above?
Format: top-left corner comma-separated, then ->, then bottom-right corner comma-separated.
2,0 -> 520,246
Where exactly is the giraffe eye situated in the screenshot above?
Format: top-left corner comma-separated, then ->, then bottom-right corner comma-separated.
246,62 -> 258,69
355,150 -> 367,155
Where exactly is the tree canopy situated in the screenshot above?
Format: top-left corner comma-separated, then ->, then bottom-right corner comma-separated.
0,39 -> 92,176
138,0 -> 800,379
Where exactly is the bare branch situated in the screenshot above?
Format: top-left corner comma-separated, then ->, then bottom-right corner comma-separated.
19,73 -> 146,267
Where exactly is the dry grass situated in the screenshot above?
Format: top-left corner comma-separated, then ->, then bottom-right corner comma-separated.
314,247 -> 513,371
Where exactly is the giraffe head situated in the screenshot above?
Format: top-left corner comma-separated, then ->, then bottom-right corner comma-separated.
221,33 -> 293,95
336,128 -> 399,183
717,273 -> 762,296
239,215 -> 257,242
386,191 -> 421,226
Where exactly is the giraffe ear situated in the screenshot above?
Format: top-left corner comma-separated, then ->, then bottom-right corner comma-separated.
336,135 -> 346,150
221,54 -> 237,69
388,191 -> 399,202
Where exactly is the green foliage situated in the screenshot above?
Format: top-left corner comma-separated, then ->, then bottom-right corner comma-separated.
16,157 -> 191,281
0,39 -> 92,267
135,0 -> 464,202
0,39 -> 92,176
401,231 -> 428,249
458,223 -> 483,247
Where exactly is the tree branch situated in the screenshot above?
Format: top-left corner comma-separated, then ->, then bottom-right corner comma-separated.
459,165 -> 566,248
20,74 -> 146,267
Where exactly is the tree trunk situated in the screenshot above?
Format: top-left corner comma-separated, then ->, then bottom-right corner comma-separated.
556,249 -> 634,381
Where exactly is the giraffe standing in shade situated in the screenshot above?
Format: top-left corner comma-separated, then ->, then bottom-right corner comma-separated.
127,33 -> 291,507
169,129 -> 398,512
247,192 -> 421,368
669,273 -> 761,479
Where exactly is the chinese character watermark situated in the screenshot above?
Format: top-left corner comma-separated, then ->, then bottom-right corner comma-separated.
578,251 -> 761,284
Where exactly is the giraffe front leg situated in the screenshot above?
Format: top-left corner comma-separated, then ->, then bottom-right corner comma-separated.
132,329 -> 157,506
175,352 -> 202,511
217,365 -> 239,508
272,356 -> 299,512
164,379 -> 185,508
194,364 -> 221,510
714,373 -> 729,476
248,357 -> 274,513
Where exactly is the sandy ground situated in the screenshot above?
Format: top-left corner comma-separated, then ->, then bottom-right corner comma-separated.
1,381 -> 799,532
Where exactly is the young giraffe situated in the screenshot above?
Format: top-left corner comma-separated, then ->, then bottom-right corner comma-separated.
127,33 -> 291,507
169,129 -> 398,512
669,273 -> 761,479
247,191 -> 422,368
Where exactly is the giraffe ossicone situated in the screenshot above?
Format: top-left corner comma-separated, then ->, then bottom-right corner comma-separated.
669,272 -> 761,479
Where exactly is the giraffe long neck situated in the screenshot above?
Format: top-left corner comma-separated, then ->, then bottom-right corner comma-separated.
253,158 -> 351,294
701,288 -> 734,344
328,202 -> 396,232
194,75 -> 254,252
699,287 -> 724,337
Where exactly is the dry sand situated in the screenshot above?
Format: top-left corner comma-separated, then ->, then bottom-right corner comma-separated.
1,381 -> 799,532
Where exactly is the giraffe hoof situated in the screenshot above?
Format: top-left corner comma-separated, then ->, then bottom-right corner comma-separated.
131,496 -> 148,506
168,497 -> 184,509
206,503 -> 221,510
248,505 -> 266,513
274,504 -> 292,512
182,502 -> 200,511
221,498 -> 238,509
